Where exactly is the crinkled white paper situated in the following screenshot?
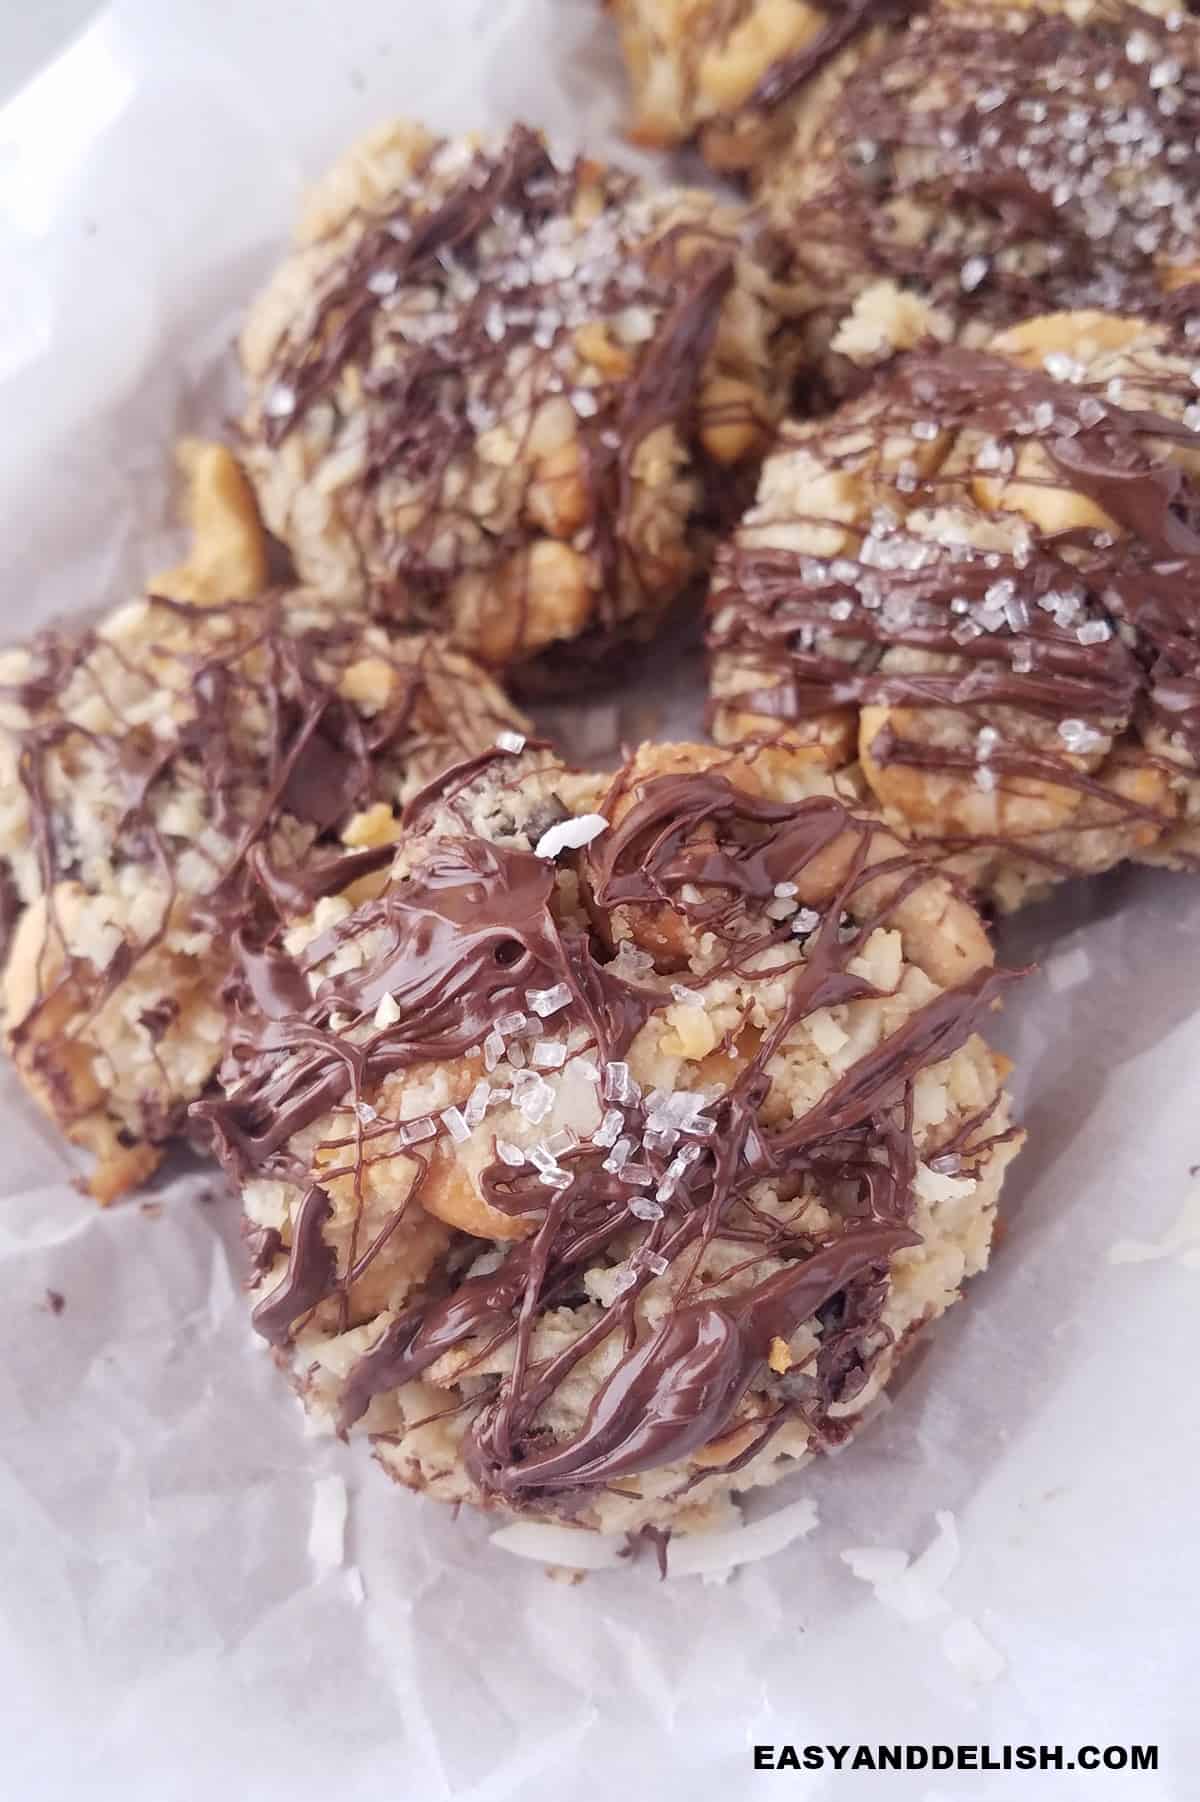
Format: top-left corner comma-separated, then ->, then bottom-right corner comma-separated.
0,4 -> 1196,1797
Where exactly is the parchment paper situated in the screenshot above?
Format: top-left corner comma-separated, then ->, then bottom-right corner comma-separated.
0,4 -> 1196,1797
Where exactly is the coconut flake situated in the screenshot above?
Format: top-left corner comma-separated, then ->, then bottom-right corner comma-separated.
534,813 -> 608,858
942,1615 -> 1006,1684
491,1522 -> 624,1570
842,1510 -> 959,1622
374,992 -> 402,1029
666,1496 -> 820,1578
1046,944 -> 1091,992
1108,1181 -> 1200,1267
308,1475 -> 348,1572
840,1546 -> 910,1585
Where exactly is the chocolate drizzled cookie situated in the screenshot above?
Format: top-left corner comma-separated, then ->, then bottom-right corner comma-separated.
758,0 -> 1200,391
203,741 -> 1021,1537
605,0 -> 915,173
708,308 -> 1200,908
0,588 -> 528,1200
239,121 -> 791,690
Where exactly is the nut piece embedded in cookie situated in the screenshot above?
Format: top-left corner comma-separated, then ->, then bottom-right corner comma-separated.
238,121 -> 790,688
707,309 -> 1200,909
604,0 -> 913,175
758,0 -> 1200,390
0,588 -> 529,1202
206,741 -> 1022,1540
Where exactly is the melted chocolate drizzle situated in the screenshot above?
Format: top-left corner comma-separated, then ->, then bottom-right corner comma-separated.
209,762 -> 1019,1508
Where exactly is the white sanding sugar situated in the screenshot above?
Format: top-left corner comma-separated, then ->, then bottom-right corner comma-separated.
494,729 -> 526,754
527,983 -> 571,1017
398,1116 -> 436,1146
440,1105 -> 470,1143
602,1060 -> 636,1103
534,813 -> 608,858
593,1108 -> 623,1149
464,1080 -> 491,1126
512,1069 -> 555,1124
308,1474 -> 348,1571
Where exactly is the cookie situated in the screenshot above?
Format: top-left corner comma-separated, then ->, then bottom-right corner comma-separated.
604,0 -> 910,174
204,740 -> 1022,1538
757,0 -> 1200,392
239,121 -> 789,688
708,309 -> 1200,909
0,467 -> 529,1201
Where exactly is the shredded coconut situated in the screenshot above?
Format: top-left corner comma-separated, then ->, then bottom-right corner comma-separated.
842,1510 -> 959,1622
534,813 -> 608,858
308,1474 -> 348,1571
373,992 -> 401,1029
1108,1180 -> 1200,1267
941,1615 -> 1007,1684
